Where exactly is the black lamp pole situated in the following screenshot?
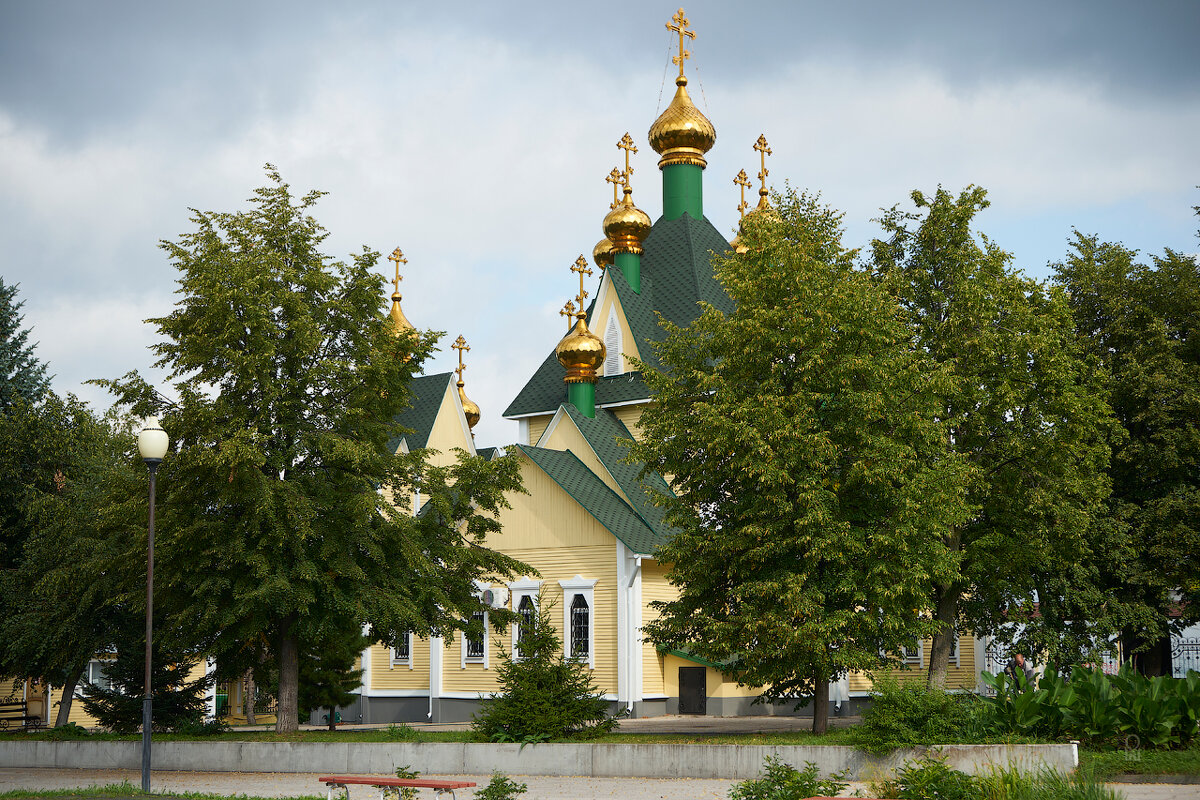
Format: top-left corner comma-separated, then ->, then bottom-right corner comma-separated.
138,417 -> 168,794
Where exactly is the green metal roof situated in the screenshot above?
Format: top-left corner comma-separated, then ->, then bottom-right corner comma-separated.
503,214 -> 731,419
516,444 -> 669,556
387,372 -> 453,453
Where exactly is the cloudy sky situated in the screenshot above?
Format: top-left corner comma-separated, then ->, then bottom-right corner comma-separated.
2,0 -> 1198,447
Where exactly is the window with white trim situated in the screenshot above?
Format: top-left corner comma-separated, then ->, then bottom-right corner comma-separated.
508,578 -> 542,659
390,632 -> 413,669
901,639 -> 923,667
77,660 -> 114,697
604,313 -> 621,376
948,634 -> 960,666
558,576 -> 597,668
463,609 -> 488,668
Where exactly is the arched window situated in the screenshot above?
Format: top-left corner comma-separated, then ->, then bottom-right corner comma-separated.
570,594 -> 590,659
517,595 -> 536,657
604,313 -> 621,376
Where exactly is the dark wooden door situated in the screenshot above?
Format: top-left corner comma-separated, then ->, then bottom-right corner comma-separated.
678,667 -> 706,715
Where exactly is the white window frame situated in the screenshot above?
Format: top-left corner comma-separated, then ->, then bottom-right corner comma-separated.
901,640 -> 924,668
462,608 -> 489,669
508,578 -> 542,659
559,576 -> 597,669
390,632 -> 413,670
948,634 -> 961,667
77,659 -> 115,697
604,311 -> 622,376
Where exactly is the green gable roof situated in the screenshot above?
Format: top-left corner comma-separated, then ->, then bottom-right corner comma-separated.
387,372 -> 453,453
516,444 -> 668,555
503,214 -> 730,419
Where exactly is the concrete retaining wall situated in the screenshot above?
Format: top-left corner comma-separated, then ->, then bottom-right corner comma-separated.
0,741 -> 1076,780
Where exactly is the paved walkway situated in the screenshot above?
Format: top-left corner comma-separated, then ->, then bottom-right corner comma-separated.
2,767 -> 1198,800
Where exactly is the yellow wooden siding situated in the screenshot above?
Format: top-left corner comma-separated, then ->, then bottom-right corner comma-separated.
527,415 -> 553,446
662,654 -> 761,699
368,639 -> 431,691
423,379 -> 474,469
848,636 -> 980,693
639,559 -> 677,696
487,459 -> 618,551
596,281 -> 640,376
539,416 -> 627,505
609,404 -> 645,441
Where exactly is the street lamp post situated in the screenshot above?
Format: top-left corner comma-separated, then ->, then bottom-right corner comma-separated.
137,417 -> 169,794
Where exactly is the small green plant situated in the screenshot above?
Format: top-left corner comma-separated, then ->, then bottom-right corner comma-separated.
393,766 -> 421,800
727,755 -> 847,800
41,722 -> 90,740
473,772 -> 528,800
877,753 -> 977,800
171,716 -> 230,736
385,723 -> 420,741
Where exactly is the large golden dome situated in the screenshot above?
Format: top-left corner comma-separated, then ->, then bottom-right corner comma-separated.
458,380 -> 480,431
593,237 -> 615,270
389,293 -> 414,336
603,196 -> 652,254
555,317 -> 606,383
648,75 -> 716,169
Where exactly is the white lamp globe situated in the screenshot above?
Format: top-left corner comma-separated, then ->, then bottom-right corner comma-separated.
138,416 -> 170,463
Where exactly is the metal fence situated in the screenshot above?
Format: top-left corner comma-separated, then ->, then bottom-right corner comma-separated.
1172,637 -> 1200,678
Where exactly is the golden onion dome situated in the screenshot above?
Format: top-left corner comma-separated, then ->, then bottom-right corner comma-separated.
648,75 -> 716,169
389,293 -> 415,336
457,380 -> 481,431
731,231 -> 748,255
603,194 -> 653,255
593,237 -> 615,270
555,317 -> 606,383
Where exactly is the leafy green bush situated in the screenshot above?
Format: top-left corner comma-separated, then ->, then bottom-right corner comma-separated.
875,756 -> 1122,800
170,716 -> 230,736
474,773 -> 528,800
385,723 -> 420,741
874,753 -> 977,800
727,755 -> 846,800
42,722 -> 90,740
472,596 -> 619,742
851,676 -> 988,753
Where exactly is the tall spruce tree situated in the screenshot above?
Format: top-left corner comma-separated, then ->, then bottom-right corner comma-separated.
631,190 -> 968,734
1053,217 -> 1200,674
0,279 -> 49,410
101,167 -> 528,732
869,186 -> 1114,686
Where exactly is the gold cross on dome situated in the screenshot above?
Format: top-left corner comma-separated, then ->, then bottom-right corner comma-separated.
571,255 -> 593,312
560,299 -> 577,329
734,169 -> 751,218
617,133 -> 638,191
606,167 -> 625,209
452,334 -> 470,381
667,8 -> 695,79
388,247 -> 407,294
754,134 -> 772,195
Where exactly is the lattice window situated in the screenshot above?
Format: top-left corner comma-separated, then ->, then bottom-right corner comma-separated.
570,594 -> 590,659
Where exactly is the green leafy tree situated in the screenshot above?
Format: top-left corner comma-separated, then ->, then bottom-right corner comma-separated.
298,624 -> 371,730
869,186 -> 1114,685
1053,216 -> 1200,673
0,278 -> 49,410
473,595 -> 617,741
631,190 -> 968,734
79,610 -> 211,733
101,166 -> 528,732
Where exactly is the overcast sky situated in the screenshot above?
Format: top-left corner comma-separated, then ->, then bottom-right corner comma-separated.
2,0 -> 1198,447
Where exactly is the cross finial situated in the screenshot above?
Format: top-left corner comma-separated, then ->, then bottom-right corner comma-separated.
388,247 -> 408,295
606,167 -> 625,209
571,255 -> 593,315
734,169 -> 752,219
452,334 -> 470,382
667,9 -> 695,79
560,299 -> 577,330
754,135 -> 772,198
617,133 -> 638,196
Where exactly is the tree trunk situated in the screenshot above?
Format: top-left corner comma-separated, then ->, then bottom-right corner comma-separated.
54,664 -> 85,727
276,622 -> 300,733
327,707 -> 337,731
811,674 -> 829,735
244,668 -> 256,725
926,587 -> 960,690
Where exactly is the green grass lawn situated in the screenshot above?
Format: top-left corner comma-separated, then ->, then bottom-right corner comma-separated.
1077,743 -> 1200,779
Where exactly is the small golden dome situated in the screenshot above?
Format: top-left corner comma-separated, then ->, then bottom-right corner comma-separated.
731,232 -> 748,255
555,317 -> 606,383
458,380 -> 481,431
389,293 -> 415,336
648,76 -> 716,169
603,195 -> 652,255
593,237 -> 615,270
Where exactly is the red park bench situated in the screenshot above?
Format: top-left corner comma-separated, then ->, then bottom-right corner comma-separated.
320,775 -> 476,800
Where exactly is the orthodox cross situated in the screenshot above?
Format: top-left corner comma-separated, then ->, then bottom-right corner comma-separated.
560,300 -> 577,330
452,335 -> 470,382
666,8 -> 695,79
571,255 -> 592,317
754,134 -> 772,199
734,169 -> 752,219
606,167 -> 625,209
388,247 -> 407,295
617,132 -> 637,193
